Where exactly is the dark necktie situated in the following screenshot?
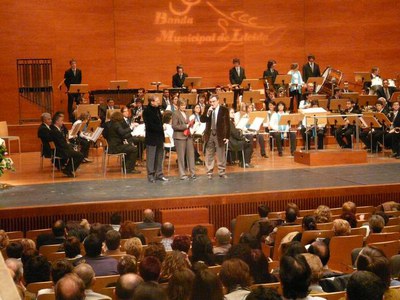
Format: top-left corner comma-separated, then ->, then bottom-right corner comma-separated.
211,110 -> 216,132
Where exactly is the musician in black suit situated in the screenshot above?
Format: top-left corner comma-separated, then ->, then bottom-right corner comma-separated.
50,113 -> 84,177
263,59 -> 279,85
229,58 -> 246,85
38,112 -> 53,158
363,66 -> 380,92
376,79 -> 397,103
143,95 -> 168,183
384,101 -> 400,158
161,89 -> 171,110
302,54 -> 321,83
107,111 -> 140,174
59,59 -> 82,121
99,99 -> 119,124
334,100 -> 361,148
172,65 -> 188,88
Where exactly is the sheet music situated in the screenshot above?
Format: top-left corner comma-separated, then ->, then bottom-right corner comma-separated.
236,117 -> 249,131
86,127 -> 104,142
248,117 -> 264,131
68,121 -> 81,139
193,122 -> 206,135
132,124 -> 146,137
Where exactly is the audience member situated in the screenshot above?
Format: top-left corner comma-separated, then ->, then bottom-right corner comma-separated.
213,227 -> 232,256
160,250 -> 190,282
124,237 -> 143,260
133,281 -> 168,300
167,268 -> 195,300
346,271 -> 385,300
36,219 -> 67,249
369,215 -> 385,234
119,221 -> 146,245
23,255 -> 51,285
191,267 -> 224,300
342,201 -> 357,214
143,242 -> 167,263
191,234 -> 215,266
115,273 -> 144,300
246,286 -> 282,300
117,255 -> 138,275
104,230 -> 124,256
64,236 -> 82,262
136,209 -> 161,230
219,258 -> 252,300
314,205 -> 332,223
339,212 -> 357,228
110,213 -> 122,232
139,256 -> 161,282
192,225 -> 208,239
73,263 -> 111,300
0,230 -> 9,250
19,238 -> 36,253
301,253 -> 324,294
160,222 -> 175,251
55,273 -> 86,300
6,241 -> 23,259
37,259 -> 74,297
332,219 -> 351,236
5,258 -> 24,291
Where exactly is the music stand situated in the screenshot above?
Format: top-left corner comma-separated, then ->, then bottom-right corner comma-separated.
275,74 -> 292,88
307,77 -> 324,93
341,92 -> 359,101
87,120 -> 100,133
241,79 -> 264,90
180,93 -> 197,106
144,93 -> 163,104
354,72 -> 371,83
315,99 -> 329,110
249,111 -> 267,124
390,91 -> 400,102
217,91 -> 234,107
361,115 -> 382,154
276,97 -> 291,109
184,109 -> 193,117
330,99 -> 349,111
69,84 -> 89,94
327,115 -> 346,126
374,112 -> 392,128
150,81 -> 164,91
77,104 -> 99,118
242,91 -> 261,104
106,109 -> 119,122
279,113 -> 302,129
183,77 -> 202,90
358,95 -> 378,108
110,80 -> 128,90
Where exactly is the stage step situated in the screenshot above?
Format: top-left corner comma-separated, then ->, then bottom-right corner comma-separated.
294,149 -> 368,166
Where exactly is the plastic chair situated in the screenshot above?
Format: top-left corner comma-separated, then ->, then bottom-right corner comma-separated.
0,121 -> 21,154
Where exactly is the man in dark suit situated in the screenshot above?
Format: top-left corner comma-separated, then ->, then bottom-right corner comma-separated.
200,94 -> 230,179
263,59 -> 279,85
384,101 -> 400,158
143,95 -> 168,183
99,98 -> 119,124
36,220 -> 67,250
335,100 -> 361,149
50,113 -> 84,177
161,89 -> 171,110
172,65 -> 188,88
60,59 -> 82,121
302,54 -> 321,83
376,79 -> 397,103
229,58 -> 246,86
37,112 -> 53,158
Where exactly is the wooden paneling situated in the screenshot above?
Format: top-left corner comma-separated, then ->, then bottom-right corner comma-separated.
1,1 -> 400,124
294,149 -> 368,166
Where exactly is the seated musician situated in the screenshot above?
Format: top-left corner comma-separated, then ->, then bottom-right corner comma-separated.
161,89 -> 171,111
197,93 -> 207,114
384,101 -> 400,158
70,112 -> 92,162
299,83 -> 315,109
172,65 -> 188,88
359,100 -> 389,153
99,98 -> 119,124
269,101 -> 297,156
107,111 -> 140,174
363,66 -> 380,93
228,108 -> 254,168
189,104 -> 204,165
132,98 -> 144,124
300,100 -> 326,150
377,79 -> 397,103
341,81 -> 352,93
264,89 -> 277,109
334,100 -> 361,148
50,113 -> 84,177
38,112 -> 53,159
121,106 -> 145,160
287,63 -> 305,111
243,104 -> 268,158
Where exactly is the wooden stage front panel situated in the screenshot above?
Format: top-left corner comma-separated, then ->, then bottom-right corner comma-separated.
294,150 -> 368,166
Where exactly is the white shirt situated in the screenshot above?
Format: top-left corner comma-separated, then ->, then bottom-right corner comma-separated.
164,123 -> 174,148
270,111 -> 289,132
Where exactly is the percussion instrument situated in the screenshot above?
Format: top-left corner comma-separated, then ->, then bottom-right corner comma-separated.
316,67 -> 343,96
370,77 -> 383,91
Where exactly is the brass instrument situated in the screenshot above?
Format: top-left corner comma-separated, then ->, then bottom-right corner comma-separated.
395,127 -> 400,133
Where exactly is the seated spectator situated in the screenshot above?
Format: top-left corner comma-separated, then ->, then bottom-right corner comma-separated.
239,233 -> 260,250
0,230 -> 9,250
282,241 -> 307,258
213,227 -> 232,259
115,273 -> 144,300
73,263 -> 111,300
136,209 -> 161,230
6,242 -> 23,259
375,212 -> 389,226
104,230 -> 124,256
219,258 -> 252,300
246,286 -> 282,300
192,225 -> 208,239
55,273 -> 86,300
346,271 -> 385,300
143,242 -> 167,263
64,236 -> 82,262
191,266 -> 224,300
37,259 -> 74,297
167,268 -> 195,300
120,221 -> 146,245
191,234 -> 215,266
20,238 -> 36,253
90,223 -> 113,242
36,219 -> 67,250
23,255 -> 51,285
301,253 -> 325,294
160,250 -> 190,282
75,233 -> 118,276
332,219 -> 351,236
249,204 -> 272,238
171,235 -> 191,254
21,248 -> 39,266
302,215 -> 317,231
377,201 -> 400,212
266,203 -> 299,245
124,237 -> 143,260
314,205 -> 332,223
342,201 -> 356,214
110,212 -> 122,232
117,255 -> 138,275
160,222 -> 175,251
5,258 -> 24,293
280,254 -> 325,300
133,281 -> 168,300
38,112 -> 53,159
340,212 -> 357,228
139,256 -> 161,282
369,214 -> 385,234
308,240 -> 342,278
356,246 -> 400,298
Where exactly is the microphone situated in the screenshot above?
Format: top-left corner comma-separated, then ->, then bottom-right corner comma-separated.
207,106 -> 214,117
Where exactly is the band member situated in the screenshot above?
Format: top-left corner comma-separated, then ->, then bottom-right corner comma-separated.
341,81 -> 352,93
384,101 -> 400,158
70,112 -> 92,162
172,65 -> 188,88
172,99 -> 196,180
107,111 -> 140,174
299,83 -> 316,109
364,66 -> 380,92
302,54 -> 321,83
161,89 -> 171,110
300,100 -> 326,150
189,104 -> 204,165
243,104 -> 268,158
228,108 -> 254,168
58,59 -> 82,121
99,99 -> 119,124
288,63 -> 305,111
50,113 -> 84,177
200,94 -> 230,179
270,101 -> 297,156
143,95 -> 168,182
335,100 -> 361,148
229,58 -> 246,86
377,79 -> 397,103
132,99 -> 144,124
121,106 -> 144,157
263,59 -> 279,90
359,100 -> 388,152
38,112 -> 53,159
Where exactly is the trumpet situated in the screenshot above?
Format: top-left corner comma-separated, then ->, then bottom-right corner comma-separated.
395,127 -> 400,133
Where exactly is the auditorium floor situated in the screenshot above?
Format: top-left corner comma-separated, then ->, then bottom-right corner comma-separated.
0,149 -> 399,208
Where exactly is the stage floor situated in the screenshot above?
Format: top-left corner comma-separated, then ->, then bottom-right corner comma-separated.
1,161 -> 399,209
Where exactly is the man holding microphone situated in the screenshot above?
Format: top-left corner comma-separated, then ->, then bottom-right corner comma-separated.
200,94 -> 230,179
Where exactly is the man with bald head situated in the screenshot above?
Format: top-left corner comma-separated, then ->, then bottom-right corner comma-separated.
55,273 -> 85,300
136,209 -> 161,230
73,263 -> 111,299
160,222 -> 175,251
115,273 -> 144,300
36,219 -> 67,249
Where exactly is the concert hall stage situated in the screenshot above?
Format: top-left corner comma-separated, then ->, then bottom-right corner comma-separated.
1,161 -> 400,233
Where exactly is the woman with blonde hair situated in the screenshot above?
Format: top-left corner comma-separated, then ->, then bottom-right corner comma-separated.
160,250 -> 190,282
314,205 -> 332,223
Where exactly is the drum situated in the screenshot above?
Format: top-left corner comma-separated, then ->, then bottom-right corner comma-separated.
316,67 -> 343,95
370,76 -> 383,92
